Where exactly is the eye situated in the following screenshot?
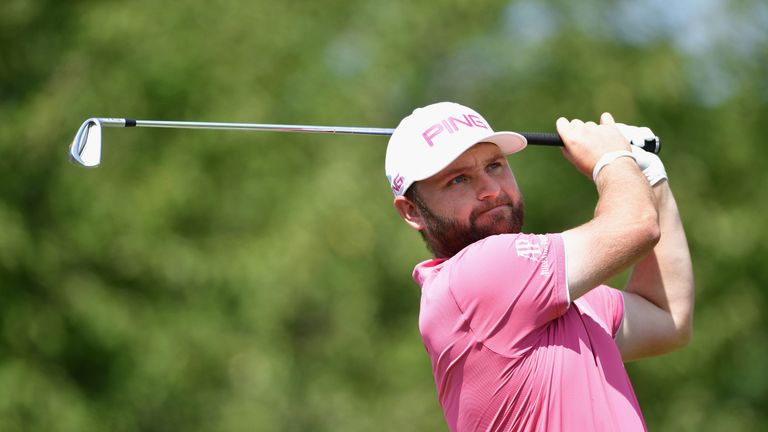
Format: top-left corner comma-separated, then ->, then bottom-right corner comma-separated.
448,175 -> 467,186
486,161 -> 502,172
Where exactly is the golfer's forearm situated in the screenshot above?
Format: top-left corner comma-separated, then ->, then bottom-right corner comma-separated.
565,159 -> 659,297
592,159 -> 660,261
626,182 -> 694,343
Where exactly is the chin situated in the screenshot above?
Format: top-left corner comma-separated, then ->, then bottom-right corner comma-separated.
477,210 -> 520,235
487,216 -> 523,237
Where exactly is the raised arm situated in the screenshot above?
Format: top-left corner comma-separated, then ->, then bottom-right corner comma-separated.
557,114 -> 660,300
616,161 -> 695,361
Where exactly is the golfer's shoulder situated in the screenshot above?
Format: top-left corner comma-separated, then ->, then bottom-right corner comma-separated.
457,233 -> 560,259
447,233 -> 569,317
450,232 -> 562,273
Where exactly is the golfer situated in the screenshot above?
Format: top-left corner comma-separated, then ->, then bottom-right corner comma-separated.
385,102 -> 694,431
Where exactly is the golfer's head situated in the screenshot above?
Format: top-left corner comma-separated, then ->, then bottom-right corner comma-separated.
385,102 -> 527,198
385,102 -> 528,257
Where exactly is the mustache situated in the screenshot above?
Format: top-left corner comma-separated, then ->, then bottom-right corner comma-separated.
469,195 -> 515,222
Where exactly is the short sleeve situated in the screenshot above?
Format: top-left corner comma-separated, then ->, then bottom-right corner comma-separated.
446,233 -> 569,357
574,285 -> 625,337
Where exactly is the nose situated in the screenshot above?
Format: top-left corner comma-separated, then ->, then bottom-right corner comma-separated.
475,173 -> 501,200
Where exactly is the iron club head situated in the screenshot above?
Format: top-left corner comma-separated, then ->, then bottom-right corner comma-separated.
70,118 -> 103,168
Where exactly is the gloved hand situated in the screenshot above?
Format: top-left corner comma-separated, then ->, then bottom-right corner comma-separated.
615,123 -> 658,152
615,123 -> 667,186
631,145 -> 667,185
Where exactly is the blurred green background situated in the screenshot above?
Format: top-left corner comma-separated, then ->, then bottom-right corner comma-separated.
1,0 -> 766,430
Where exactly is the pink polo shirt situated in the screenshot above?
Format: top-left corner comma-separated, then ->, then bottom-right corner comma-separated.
414,233 -> 646,432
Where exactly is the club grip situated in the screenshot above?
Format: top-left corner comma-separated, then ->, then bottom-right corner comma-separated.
521,132 -> 661,154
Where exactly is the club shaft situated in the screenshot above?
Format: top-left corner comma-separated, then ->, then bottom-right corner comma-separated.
97,118 -> 567,146
95,118 -> 393,135
137,120 -> 399,135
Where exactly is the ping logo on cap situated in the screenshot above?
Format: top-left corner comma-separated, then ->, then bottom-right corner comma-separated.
421,113 -> 489,147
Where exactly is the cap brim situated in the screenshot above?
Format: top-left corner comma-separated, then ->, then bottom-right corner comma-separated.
478,131 -> 527,155
408,131 -> 528,184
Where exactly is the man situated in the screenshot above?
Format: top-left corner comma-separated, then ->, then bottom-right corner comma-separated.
385,102 -> 694,431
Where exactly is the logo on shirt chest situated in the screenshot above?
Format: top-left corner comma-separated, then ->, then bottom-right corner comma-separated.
515,236 -> 552,276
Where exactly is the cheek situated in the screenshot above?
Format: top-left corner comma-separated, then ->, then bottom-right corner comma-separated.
507,187 -> 523,204
502,176 -> 522,200
429,196 -> 475,223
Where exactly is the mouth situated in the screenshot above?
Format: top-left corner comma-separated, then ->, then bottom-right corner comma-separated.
475,203 -> 511,221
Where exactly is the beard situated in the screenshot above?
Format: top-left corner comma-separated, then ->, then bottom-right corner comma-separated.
412,191 -> 524,258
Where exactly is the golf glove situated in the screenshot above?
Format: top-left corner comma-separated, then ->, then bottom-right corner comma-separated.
630,145 -> 667,185
615,123 -> 667,186
616,123 -> 658,152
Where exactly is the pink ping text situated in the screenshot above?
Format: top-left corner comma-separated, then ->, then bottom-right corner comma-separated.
421,114 -> 488,146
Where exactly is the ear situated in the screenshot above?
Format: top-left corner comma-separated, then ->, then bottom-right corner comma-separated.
393,196 -> 425,231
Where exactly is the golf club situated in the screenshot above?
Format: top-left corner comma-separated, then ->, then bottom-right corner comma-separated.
69,117 -> 661,168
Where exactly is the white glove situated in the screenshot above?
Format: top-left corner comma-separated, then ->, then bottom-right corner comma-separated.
615,123 -> 666,185
631,145 -> 667,186
616,123 -> 658,151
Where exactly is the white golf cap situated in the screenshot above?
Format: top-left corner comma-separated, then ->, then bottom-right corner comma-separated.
385,102 -> 527,196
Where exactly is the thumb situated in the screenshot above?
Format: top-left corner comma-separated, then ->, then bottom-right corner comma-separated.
555,117 -> 571,136
600,112 -> 615,125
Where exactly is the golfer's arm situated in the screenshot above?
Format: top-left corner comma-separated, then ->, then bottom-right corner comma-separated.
616,181 -> 694,361
562,159 -> 660,300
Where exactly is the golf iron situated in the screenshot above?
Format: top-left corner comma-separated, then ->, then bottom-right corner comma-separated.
69,117 -> 661,168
